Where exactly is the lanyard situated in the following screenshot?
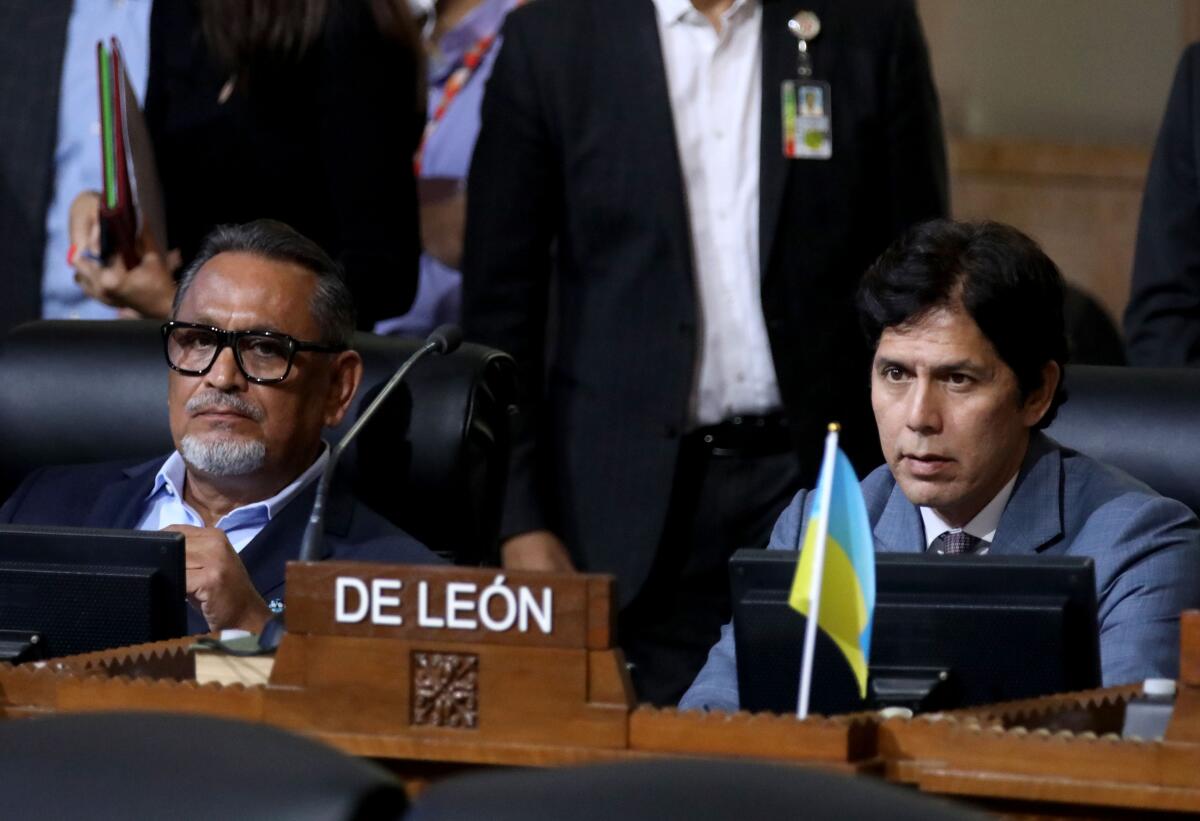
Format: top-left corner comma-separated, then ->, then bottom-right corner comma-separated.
414,0 -> 525,175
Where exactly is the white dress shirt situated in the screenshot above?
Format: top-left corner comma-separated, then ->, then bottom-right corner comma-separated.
919,472 -> 1019,555
650,0 -> 781,427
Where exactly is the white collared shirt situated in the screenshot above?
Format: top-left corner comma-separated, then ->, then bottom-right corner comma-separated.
650,0 -> 781,427
919,473 -> 1019,555
134,446 -> 330,553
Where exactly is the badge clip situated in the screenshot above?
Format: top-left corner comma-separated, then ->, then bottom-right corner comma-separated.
787,11 -> 821,78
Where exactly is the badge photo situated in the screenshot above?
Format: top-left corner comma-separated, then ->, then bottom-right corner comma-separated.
781,80 -> 832,160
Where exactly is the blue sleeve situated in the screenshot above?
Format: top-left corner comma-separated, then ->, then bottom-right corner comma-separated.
1088,492 -> 1200,685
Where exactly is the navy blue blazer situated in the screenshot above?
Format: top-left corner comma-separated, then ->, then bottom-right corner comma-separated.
0,456 -> 442,633
680,434 -> 1200,711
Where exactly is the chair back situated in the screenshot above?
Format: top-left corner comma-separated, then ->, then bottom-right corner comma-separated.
0,712 -> 407,821
1046,365 -> 1200,515
405,758 -> 979,821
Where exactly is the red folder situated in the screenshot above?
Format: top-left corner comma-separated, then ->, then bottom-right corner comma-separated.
96,37 -> 166,269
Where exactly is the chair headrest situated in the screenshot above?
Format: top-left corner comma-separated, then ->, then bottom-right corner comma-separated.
0,712 -> 407,820
1046,365 -> 1200,514
406,758 -> 977,821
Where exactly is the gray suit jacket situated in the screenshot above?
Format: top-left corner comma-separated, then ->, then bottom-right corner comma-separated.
680,433 -> 1200,711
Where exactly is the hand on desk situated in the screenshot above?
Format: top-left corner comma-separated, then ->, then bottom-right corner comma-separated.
165,524 -> 272,633
67,190 -> 180,318
502,530 -> 576,573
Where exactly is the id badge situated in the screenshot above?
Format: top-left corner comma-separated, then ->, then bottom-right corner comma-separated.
781,80 -> 832,160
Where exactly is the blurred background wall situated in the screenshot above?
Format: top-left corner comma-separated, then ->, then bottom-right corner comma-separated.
917,0 -> 1200,324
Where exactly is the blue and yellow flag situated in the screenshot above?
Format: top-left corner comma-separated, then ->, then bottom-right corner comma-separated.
788,439 -> 876,698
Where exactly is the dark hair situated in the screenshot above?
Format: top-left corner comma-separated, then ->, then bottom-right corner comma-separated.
856,219 -> 1068,428
199,0 -> 421,92
173,219 -> 356,347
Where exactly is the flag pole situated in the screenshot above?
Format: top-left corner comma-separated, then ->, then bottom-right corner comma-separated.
797,422 -> 840,720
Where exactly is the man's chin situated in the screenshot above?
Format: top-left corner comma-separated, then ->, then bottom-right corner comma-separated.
894,474 -> 956,511
179,434 -> 267,477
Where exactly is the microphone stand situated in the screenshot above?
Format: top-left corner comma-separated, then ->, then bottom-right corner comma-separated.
256,326 -> 463,652
298,325 -> 462,563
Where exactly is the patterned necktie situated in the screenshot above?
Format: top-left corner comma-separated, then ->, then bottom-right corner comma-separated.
933,530 -> 982,555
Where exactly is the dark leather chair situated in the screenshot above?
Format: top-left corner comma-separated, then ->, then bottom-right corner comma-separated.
0,320 -> 515,564
0,712 -> 407,821
1046,365 -> 1200,515
404,758 -> 980,821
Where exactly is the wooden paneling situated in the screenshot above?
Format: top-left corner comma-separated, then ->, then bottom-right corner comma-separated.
949,137 -> 1150,325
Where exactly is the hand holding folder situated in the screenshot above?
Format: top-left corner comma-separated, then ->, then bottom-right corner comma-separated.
67,37 -> 176,317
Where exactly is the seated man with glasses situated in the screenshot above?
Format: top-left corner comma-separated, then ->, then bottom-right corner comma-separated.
0,219 -> 440,634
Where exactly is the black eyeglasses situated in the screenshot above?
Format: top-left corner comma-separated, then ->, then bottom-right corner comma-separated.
161,321 -> 347,384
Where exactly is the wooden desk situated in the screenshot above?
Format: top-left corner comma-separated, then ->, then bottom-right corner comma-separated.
4,564 -> 1200,817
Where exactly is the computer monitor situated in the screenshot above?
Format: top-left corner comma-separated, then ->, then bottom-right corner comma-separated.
731,549 -> 1100,714
0,524 -> 187,662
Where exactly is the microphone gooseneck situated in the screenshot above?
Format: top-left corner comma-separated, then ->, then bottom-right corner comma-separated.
297,325 -> 463,563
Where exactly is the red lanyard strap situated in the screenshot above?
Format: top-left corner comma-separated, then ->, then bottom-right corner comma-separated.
414,1 -> 525,174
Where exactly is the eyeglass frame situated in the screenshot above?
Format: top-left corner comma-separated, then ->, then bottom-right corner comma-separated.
160,320 -> 348,385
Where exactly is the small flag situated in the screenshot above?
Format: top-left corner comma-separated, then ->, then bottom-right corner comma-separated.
790,425 -> 876,716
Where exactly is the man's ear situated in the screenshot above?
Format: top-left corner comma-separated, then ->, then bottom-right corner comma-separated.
323,350 -> 363,428
1021,360 -> 1061,427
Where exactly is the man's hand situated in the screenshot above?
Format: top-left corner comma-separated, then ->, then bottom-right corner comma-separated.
501,530 -> 576,572
68,190 -> 180,318
165,524 -> 272,633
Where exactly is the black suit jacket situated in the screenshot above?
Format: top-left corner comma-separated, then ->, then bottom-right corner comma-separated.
1125,43 -> 1200,366
0,0 -> 71,336
0,457 -> 440,633
143,0 -> 422,328
462,0 -> 947,604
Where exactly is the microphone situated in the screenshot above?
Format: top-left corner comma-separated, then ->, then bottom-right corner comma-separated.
297,324 -> 463,563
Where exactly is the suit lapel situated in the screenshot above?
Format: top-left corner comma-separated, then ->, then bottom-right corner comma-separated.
873,481 -> 925,554
83,458 -> 165,530
236,473 -> 357,598
989,434 -> 1064,555
759,0 -> 831,277
872,434 -> 1065,556
621,0 -> 694,278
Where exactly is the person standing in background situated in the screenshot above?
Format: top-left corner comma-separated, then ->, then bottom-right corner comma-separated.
0,0 -> 152,336
463,0 -> 947,703
68,0 -> 424,330
376,0 -> 521,337
1125,44 -> 1200,366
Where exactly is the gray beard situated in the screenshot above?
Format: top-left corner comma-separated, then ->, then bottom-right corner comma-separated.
180,434 -> 267,476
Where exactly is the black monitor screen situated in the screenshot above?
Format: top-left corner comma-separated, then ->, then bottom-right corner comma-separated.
0,524 -> 187,661
731,550 -> 1100,714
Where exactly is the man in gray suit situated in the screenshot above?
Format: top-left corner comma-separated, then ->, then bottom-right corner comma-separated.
681,219 -> 1200,712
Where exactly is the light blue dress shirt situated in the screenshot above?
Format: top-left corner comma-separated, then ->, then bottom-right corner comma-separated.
134,447 -> 329,554
42,0 -> 152,320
